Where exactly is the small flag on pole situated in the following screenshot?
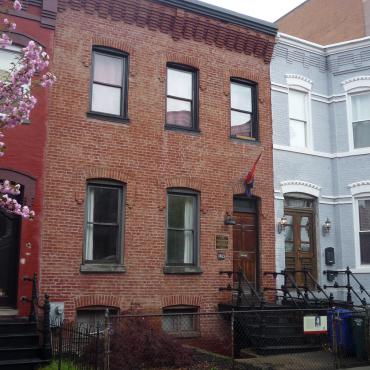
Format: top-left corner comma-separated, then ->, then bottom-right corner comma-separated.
244,152 -> 262,197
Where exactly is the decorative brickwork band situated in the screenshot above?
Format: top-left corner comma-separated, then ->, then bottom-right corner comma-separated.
74,167 -> 135,207
161,295 -> 202,308
74,295 -> 121,309
58,0 -> 276,63
158,177 -> 204,211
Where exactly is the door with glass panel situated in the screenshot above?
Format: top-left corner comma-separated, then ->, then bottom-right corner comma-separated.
284,197 -> 316,287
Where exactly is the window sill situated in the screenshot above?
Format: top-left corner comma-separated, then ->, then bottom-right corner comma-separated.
166,331 -> 200,339
86,111 -> 130,124
80,264 -> 126,273
165,124 -> 200,134
230,136 -> 259,144
163,266 -> 202,274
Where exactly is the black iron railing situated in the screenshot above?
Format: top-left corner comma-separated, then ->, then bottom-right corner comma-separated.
23,272 -> 52,360
324,266 -> 370,306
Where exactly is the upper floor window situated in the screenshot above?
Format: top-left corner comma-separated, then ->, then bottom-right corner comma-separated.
84,180 -> 124,265
230,79 -> 258,140
166,64 -> 198,131
358,198 -> 370,265
0,45 -> 20,80
166,189 -> 199,268
351,92 -> 370,149
288,89 -> 308,148
90,47 -> 128,120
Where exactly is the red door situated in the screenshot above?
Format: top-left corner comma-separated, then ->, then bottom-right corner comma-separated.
232,212 -> 258,287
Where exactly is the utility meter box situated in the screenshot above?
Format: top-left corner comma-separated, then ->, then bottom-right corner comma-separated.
50,302 -> 64,326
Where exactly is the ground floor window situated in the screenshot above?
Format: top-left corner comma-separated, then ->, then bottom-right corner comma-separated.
76,306 -> 118,332
162,306 -> 199,337
358,198 -> 370,264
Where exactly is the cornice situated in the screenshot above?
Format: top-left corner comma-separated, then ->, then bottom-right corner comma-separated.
342,76 -> 370,92
0,0 -> 57,29
285,74 -> 313,90
349,181 -> 370,188
58,0 -> 276,64
281,180 -> 321,190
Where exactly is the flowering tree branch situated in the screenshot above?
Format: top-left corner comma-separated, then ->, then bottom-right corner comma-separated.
0,0 -> 56,219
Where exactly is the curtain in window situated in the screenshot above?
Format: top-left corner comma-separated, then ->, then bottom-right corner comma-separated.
183,198 -> 193,264
85,188 -> 94,260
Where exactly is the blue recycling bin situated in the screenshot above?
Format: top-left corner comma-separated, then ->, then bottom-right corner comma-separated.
327,308 -> 355,354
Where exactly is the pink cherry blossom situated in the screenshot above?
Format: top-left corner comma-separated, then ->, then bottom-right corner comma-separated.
0,0 -> 56,219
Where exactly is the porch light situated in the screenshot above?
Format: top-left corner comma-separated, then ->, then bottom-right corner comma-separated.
224,213 -> 236,226
277,216 -> 288,233
323,218 -> 332,234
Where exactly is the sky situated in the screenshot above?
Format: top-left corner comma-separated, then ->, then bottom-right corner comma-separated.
198,0 -> 306,23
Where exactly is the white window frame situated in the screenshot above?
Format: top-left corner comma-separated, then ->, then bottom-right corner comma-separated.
285,75 -> 313,150
350,181 -> 370,270
342,76 -> 370,153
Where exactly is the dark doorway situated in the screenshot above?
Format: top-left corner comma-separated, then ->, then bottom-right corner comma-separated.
232,197 -> 258,289
0,208 -> 21,308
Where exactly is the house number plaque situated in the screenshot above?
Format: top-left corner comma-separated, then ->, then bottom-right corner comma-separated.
215,234 -> 229,250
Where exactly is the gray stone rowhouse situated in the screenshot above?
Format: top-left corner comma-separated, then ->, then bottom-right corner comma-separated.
271,33 -> 370,302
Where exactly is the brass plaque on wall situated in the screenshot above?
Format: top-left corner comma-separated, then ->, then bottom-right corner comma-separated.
215,234 -> 229,250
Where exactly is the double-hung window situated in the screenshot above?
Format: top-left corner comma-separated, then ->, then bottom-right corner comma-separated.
230,79 -> 258,140
289,89 -> 308,148
358,198 -> 370,265
166,64 -> 198,131
351,92 -> 370,149
166,190 -> 199,269
84,181 -> 124,266
90,47 -> 128,119
162,306 -> 199,337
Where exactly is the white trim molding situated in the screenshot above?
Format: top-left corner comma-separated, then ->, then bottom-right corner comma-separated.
342,76 -> 370,92
280,180 -> 321,198
285,74 -> 313,91
349,181 -> 370,196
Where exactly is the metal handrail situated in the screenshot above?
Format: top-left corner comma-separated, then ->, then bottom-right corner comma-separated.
23,273 -> 52,360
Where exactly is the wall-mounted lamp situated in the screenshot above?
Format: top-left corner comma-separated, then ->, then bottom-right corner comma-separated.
277,216 -> 288,233
224,214 -> 236,226
323,217 -> 332,234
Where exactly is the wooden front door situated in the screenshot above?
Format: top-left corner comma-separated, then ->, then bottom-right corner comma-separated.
284,211 -> 316,286
233,212 -> 258,288
0,209 -> 21,307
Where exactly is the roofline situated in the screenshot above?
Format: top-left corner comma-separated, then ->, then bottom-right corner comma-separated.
274,0 -> 309,23
153,0 -> 278,36
278,32 -> 370,55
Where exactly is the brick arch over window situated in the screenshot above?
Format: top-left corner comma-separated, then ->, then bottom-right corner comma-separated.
10,32 -> 46,48
74,295 -> 121,310
81,35 -> 135,74
157,177 -> 205,212
157,52 -> 207,91
0,168 -> 36,206
161,295 -> 202,308
74,167 -> 135,207
223,68 -> 261,97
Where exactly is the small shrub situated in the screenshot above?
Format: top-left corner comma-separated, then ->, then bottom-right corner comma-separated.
39,360 -> 78,370
84,317 -> 193,369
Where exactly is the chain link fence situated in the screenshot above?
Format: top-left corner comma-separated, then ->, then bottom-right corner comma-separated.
50,307 -> 370,370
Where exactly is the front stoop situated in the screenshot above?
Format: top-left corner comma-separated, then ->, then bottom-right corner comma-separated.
0,317 -> 50,369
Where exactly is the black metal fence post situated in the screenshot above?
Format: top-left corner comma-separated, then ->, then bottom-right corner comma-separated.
43,293 -> 52,360
104,309 -> 110,370
58,326 -> 62,370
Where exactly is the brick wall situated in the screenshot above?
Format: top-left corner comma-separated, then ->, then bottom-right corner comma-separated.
277,0 -> 365,45
0,2 -> 56,316
41,0 -> 276,318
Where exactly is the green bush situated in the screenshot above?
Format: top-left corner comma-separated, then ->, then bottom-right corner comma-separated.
39,360 -> 79,370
